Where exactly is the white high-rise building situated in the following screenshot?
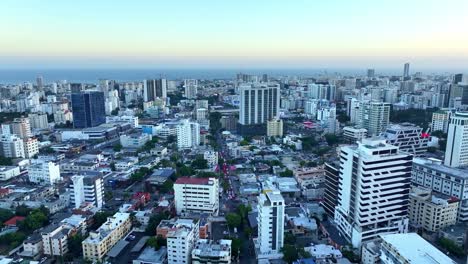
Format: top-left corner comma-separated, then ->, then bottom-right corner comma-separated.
174,177 -> 219,216
70,174 -> 104,209
192,239 -> 232,264
176,119 -> 200,149
196,108 -> 208,121
2,117 -> 32,139
334,138 -> 412,248
0,134 -> 25,158
28,113 -> 49,130
444,112 -> 468,167
256,190 -> 285,260
23,137 -> 39,158
184,79 -> 198,99
28,161 -> 61,185
239,83 -> 280,134
167,219 -> 199,264
357,101 -> 390,136
431,109 -> 453,133
380,123 -> 428,156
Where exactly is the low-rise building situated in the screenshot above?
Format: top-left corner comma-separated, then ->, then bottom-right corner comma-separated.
342,126 -> 367,143
132,246 -> 167,264
0,166 -> 21,181
174,177 -> 219,216
192,239 -> 232,264
20,233 -> 43,258
167,219 -> 199,264
120,133 -> 152,149
23,137 -> 39,158
41,224 -> 72,256
82,212 -> 132,262
267,119 -> 283,137
203,151 -> 219,168
28,161 -> 61,185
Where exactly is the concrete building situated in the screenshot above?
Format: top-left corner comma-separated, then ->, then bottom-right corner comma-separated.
0,166 -> 21,181
357,101 -> 390,136
184,79 -> 198,99
192,239 -> 232,264
167,219 -> 199,264
380,123 -> 428,156
256,190 -> 285,260
203,151 -> 219,168
82,212 -> 132,262
23,137 -> 39,158
334,138 -> 412,248
0,134 -> 25,158
445,112 -> 468,167
3,117 -> 33,139
322,161 -> 339,219
70,174 -> 105,209
28,113 -> 49,130
174,177 -> 219,216
412,157 -> 468,222
408,186 -> 459,232
133,247 -> 167,264
144,79 -> 167,102
176,119 -> 200,149
71,91 -> 106,128
41,224 -> 72,256
342,126 -> 367,143
379,233 -> 456,264
120,133 -> 152,149
267,119 -> 284,137
238,83 -> 280,135
431,109 -> 453,133
28,161 -> 61,185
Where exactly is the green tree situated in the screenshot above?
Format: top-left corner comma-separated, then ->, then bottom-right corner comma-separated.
0,208 -> 14,223
145,212 -> 171,236
110,162 -> 116,171
279,169 -> 294,177
225,213 -> 242,228
0,156 -> 13,166
15,204 -> 32,217
91,211 -> 115,229
284,232 -> 296,244
191,156 -> 208,169
324,133 -> 339,145
147,236 -> 167,250
230,237 -> 242,257
160,180 -> 174,194
282,244 -> 299,264
237,204 -> 252,223
67,234 -> 84,258
438,237 -> 465,257
239,140 -> 249,146
113,143 -> 122,152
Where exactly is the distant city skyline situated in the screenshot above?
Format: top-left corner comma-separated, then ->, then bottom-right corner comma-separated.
1,0 -> 468,70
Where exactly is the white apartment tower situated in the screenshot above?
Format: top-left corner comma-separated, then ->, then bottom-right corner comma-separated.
256,190 -> 285,260
444,112 -> 468,167
167,219 -> 199,264
28,113 -> 49,130
174,177 -> 219,216
357,101 -> 390,136
28,161 -> 61,185
70,174 -> 104,209
176,119 -> 200,149
334,138 -> 412,248
0,134 -> 25,158
431,109 -> 453,133
184,79 -> 198,99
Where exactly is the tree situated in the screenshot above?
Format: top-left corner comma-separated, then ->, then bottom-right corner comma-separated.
282,244 -> 299,264
225,213 -> 241,228
113,144 -> 122,152
237,204 -> 252,223
209,112 -> 222,134
147,236 -> 167,250
284,232 -> 296,244
279,169 -> 294,177
197,171 -> 218,178
239,140 -> 249,146
110,162 -> 116,171
15,204 -> 31,217
438,237 -> 465,257
230,237 -> 242,257
324,133 -> 339,145
18,208 -> 49,233
191,156 -> 208,169
67,234 -> 84,258
145,211 -> 171,235
0,208 -> 14,224
160,180 -> 174,194
0,156 -> 13,166
92,211 -> 115,229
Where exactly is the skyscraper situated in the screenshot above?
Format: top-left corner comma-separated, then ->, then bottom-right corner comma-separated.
357,101 -> 390,136
238,83 -> 280,135
143,79 -> 167,102
256,190 -> 284,260
367,68 -> 375,78
334,138 -> 412,248
36,75 -> 44,90
403,63 -> 410,79
71,91 -> 106,128
444,112 -> 468,167
184,79 -> 198,99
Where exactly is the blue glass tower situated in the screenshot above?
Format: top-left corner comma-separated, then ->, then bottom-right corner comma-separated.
71,91 -> 106,128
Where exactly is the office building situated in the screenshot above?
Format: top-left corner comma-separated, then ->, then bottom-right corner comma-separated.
166,219 -> 199,264
308,83 -> 336,101
192,239 -> 232,264
357,101 -> 390,136
379,233 -> 456,264
120,133 -> 152,149
322,162 -> 339,219
0,134 -> 25,158
408,186 -> 458,232
82,213 -> 131,262
176,119 -> 200,149
412,157 -> 468,222
28,161 -> 61,185
334,139 -> 412,248
2,117 -> 32,139
71,91 -> 106,128
342,126 -> 367,143
403,63 -> 410,79
70,174 -> 104,209
431,109 -> 453,133
195,108 -> 208,121
28,113 -> 49,130
23,137 -> 39,158
36,75 -> 44,90
346,97 -> 360,124
256,190 -> 285,260
238,83 -> 280,135
184,79 -> 198,99
267,119 -> 283,137
380,123 -> 428,156
174,177 -> 219,216
143,79 -> 167,102
0,166 -> 21,181
445,112 -> 468,167
367,69 -> 375,78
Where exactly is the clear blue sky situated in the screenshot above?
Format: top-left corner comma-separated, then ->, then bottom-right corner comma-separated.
1,0 -> 467,70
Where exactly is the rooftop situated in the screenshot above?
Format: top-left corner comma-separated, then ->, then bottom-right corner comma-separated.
413,157 -> 468,180
192,239 -> 232,258
175,177 -> 215,185
380,233 -> 457,264
83,212 -> 130,245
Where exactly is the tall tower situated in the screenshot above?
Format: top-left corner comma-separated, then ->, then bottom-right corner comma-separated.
184,79 -> 198,99
143,79 -> 167,102
444,112 -> 468,167
71,91 -> 106,128
334,138 -> 412,248
257,190 -> 284,259
357,101 -> 390,136
403,63 -> 410,79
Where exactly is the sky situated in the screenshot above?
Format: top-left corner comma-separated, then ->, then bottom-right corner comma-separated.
1,0 -> 468,71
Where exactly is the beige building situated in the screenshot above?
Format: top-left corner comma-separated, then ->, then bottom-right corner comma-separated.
408,186 -> 459,232
267,119 -> 283,137
82,212 -> 131,262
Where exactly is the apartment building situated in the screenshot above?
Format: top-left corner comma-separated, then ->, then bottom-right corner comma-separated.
174,177 -> 219,216
42,224 -> 72,256
342,126 -> 368,143
192,239 -> 232,264
166,219 -> 199,264
70,174 -> 104,209
28,161 -> 61,185
0,166 -> 21,181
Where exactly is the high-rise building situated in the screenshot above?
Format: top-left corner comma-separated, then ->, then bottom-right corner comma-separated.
334,138 -> 412,248
28,161 -> 61,185
444,112 -> 468,167
357,101 -> 390,136
71,91 -> 106,128
380,123 -> 428,156
192,239 -> 232,264
70,174 -> 104,209
36,75 -> 44,90
367,69 -> 375,78
256,190 -> 285,260
166,219 -> 199,264
28,113 -> 49,130
342,126 -> 368,143
176,119 -> 200,149
0,134 -> 25,158
2,117 -> 33,139
238,83 -> 280,135
322,161 -> 339,218
143,79 -> 167,102
174,177 -> 219,216
23,137 -> 39,158
184,79 -> 198,99
266,119 -> 283,137
431,109 -> 453,133
403,62 -> 410,79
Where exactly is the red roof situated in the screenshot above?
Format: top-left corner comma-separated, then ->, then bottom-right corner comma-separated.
0,188 -> 10,195
4,216 -> 25,226
175,177 -> 211,185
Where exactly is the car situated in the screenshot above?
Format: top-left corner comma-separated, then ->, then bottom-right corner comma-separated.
223,231 -> 229,235
126,234 -> 136,241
